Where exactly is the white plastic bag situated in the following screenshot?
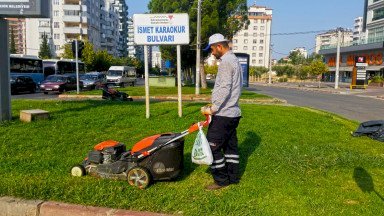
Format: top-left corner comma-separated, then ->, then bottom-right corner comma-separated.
191,123 -> 213,165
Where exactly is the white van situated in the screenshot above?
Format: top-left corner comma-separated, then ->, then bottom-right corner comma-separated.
106,66 -> 137,87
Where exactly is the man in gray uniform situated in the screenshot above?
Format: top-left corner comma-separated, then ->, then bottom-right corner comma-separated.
201,33 -> 242,190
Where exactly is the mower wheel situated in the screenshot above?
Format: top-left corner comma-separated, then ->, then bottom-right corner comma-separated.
71,165 -> 86,177
127,167 -> 151,189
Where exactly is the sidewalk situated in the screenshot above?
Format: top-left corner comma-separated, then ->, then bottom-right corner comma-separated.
0,196 -> 171,216
251,81 -> 384,100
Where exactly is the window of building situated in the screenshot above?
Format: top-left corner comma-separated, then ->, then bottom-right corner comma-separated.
261,20 -> 265,23
39,32 -> 51,39
260,39 -> 264,43
54,34 -> 60,39
260,33 -> 265,37
253,26 -> 258,31
259,59 -> 263,64
253,39 -> 257,44
233,39 -> 237,43
243,46 -> 248,50
54,0 -> 60,5
244,32 -> 248,37
252,59 -> 256,64
54,10 -> 59,16
55,45 -> 60,50
64,10 -> 80,16
252,53 -> 256,57
260,26 -> 265,31
259,53 -> 263,57
259,46 -> 263,51
253,33 -> 257,37
252,46 -> 257,50
254,19 -> 258,23
233,46 -> 238,50
244,39 -> 248,44
39,21 -> 50,27
373,7 -> 384,21
54,22 -> 59,28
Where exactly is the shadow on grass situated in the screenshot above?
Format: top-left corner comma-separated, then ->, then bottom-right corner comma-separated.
353,167 -> 384,202
239,131 -> 261,178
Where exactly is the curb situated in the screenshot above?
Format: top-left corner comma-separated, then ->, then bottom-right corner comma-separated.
58,94 -> 287,104
0,196 -> 170,216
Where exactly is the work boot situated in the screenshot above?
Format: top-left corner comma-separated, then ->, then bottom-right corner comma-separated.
205,183 -> 228,191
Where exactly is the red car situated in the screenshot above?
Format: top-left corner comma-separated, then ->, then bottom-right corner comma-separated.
40,74 -> 83,94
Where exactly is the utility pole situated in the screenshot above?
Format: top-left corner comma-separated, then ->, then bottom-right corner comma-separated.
335,28 -> 341,89
195,0 -> 202,95
268,43 -> 273,84
0,18 -> 11,121
75,40 -> 80,94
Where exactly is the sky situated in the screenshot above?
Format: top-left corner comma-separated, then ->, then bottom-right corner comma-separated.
125,0 -> 364,59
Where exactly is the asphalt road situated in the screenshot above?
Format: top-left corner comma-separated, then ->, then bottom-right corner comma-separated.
247,84 -> 384,122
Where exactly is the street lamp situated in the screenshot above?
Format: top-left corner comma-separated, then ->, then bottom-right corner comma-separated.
195,0 -> 202,95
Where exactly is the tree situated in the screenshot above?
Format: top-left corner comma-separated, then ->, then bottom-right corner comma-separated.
288,51 -> 305,65
204,64 -> 218,76
148,0 -> 248,88
38,32 -> 52,59
60,43 -> 74,59
81,41 -> 95,71
93,50 -> 114,72
10,27 -> 17,54
249,66 -> 268,81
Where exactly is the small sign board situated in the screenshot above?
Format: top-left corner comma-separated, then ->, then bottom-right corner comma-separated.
234,53 -> 250,87
354,56 -> 367,86
0,0 -> 50,18
133,13 -> 190,45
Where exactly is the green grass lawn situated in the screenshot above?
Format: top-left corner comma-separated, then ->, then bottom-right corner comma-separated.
70,85 -> 271,99
1,100 -> 384,215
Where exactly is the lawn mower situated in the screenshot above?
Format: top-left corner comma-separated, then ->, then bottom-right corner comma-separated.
71,115 -> 211,189
101,85 -> 133,101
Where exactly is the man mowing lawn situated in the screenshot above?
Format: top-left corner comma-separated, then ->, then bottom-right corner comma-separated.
201,33 -> 242,190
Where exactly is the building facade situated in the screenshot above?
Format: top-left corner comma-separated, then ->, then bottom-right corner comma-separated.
353,17 -> 365,44
25,0 -> 122,58
7,18 -> 26,54
231,4 -> 272,68
112,0 -> 129,57
315,29 -> 353,53
319,0 -> 384,83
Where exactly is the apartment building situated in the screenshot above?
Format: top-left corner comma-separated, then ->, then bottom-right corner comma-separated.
353,17 -> 364,44
127,17 -> 144,61
290,47 -> 308,58
7,18 -> 26,54
315,29 -> 353,53
100,0 -> 119,56
25,0 -> 122,58
113,0 -> 129,57
231,4 -> 272,67
365,0 -> 384,43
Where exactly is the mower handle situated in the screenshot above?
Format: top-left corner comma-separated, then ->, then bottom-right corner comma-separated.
188,114 -> 211,133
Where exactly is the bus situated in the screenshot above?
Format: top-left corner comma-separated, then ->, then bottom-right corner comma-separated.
43,59 -> 85,76
10,54 -> 44,84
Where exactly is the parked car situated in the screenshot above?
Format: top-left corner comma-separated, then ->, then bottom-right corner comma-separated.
40,74 -> 83,94
10,75 -> 36,95
106,66 -> 137,87
80,72 -> 106,90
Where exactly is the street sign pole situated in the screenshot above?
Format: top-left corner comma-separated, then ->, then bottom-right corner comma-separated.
177,45 -> 182,117
75,40 -> 80,94
0,18 -> 11,121
144,45 -> 150,119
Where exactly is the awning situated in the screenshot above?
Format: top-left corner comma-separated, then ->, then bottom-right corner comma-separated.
366,66 -> 384,71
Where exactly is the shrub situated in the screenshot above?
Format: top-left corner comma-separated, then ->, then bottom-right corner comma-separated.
371,76 -> 384,83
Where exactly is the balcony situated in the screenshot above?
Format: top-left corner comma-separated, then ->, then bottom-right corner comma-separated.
62,4 -> 80,11
63,27 -> 88,35
63,15 -> 81,23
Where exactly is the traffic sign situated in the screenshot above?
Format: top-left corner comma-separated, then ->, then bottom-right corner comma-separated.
133,13 -> 190,45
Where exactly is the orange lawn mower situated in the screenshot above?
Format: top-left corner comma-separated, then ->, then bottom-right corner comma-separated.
71,115 -> 211,189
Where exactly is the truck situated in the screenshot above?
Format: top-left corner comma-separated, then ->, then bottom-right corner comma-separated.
106,66 -> 137,87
